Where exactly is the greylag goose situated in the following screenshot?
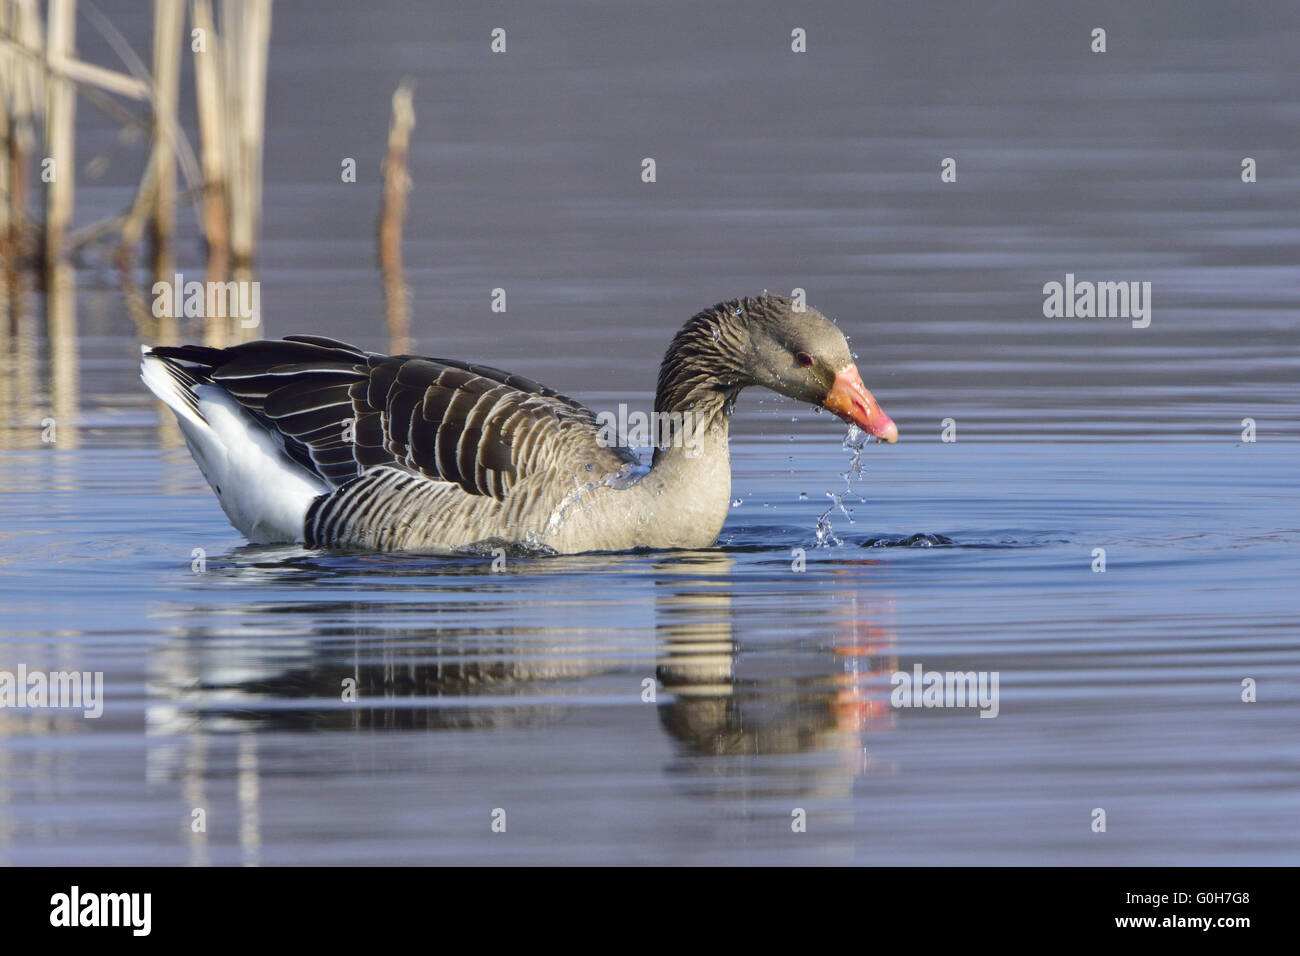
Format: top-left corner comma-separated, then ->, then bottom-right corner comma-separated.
141,294 -> 897,554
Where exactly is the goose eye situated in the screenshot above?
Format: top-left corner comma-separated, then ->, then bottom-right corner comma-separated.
795,351 -> 814,367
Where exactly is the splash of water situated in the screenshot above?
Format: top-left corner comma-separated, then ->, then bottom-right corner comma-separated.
814,424 -> 871,547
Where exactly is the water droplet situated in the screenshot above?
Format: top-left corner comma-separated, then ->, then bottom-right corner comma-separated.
811,424 -> 873,546
731,498 -> 743,508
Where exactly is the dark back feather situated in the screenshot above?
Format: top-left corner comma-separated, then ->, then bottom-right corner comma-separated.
148,335 -> 637,497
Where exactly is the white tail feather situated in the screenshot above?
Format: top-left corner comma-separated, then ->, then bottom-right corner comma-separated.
141,348 -> 328,543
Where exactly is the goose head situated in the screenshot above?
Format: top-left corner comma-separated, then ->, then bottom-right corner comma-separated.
740,295 -> 898,443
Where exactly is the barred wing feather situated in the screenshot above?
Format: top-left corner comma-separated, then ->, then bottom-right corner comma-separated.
147,336 -> 639,499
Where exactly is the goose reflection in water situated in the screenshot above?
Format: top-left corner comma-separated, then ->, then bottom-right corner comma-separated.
144,549 -> 899,790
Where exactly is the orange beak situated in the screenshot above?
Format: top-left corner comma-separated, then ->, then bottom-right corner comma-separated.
822,364 -> 898,443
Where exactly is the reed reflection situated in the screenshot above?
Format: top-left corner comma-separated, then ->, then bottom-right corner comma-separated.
0,265 -> 77,453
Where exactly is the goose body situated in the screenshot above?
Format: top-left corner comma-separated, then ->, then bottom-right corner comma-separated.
141,294 -> 897,554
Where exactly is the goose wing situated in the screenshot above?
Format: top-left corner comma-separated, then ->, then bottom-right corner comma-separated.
148,335 -> 639,498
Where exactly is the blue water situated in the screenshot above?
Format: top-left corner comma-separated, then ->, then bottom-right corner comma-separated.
2,434 -> 1296,864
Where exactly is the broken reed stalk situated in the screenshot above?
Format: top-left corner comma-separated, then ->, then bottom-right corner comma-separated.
1,39 -> 9,262
116,150 -> 156,276
379,81 -> 414,353
43,0 -> 76,278
224,0 -> 270,271
3,0 -> 43,268
0,0 -> 10,263
191,0 -> 228,284
148,0 -> 183,278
